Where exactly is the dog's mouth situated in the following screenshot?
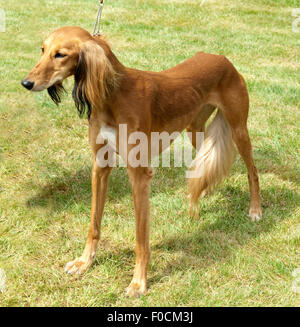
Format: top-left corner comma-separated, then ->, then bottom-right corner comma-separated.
21,77 -> 65,105
47,83 -> 66,105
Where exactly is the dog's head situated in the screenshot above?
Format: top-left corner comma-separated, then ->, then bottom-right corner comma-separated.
22,26 -> 118,118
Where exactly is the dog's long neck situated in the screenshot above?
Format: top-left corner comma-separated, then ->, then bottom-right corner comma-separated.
92,38 -> 125,124
94,37 -> 125,76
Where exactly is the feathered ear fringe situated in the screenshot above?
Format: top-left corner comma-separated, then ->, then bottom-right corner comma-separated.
72,50 -> 92,119
72,40 -> 119,120
47,83 -> 65,105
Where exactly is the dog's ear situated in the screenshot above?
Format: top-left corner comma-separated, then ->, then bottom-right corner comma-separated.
72,40 -> 118,119
47,83 -> 65,105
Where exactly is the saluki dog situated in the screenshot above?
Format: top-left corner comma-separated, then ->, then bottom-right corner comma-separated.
22,26 -> 262,297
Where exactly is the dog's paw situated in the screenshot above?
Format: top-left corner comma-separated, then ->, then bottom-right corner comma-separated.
249,208 -> 262,222
126,282 -> 147,298
64,257 -> 92,275
188,201 -> 199,219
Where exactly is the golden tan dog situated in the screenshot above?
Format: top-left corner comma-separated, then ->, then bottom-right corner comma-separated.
22,26 -> 262,297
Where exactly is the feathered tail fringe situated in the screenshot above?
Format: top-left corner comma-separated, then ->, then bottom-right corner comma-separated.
188,109 -> 236,217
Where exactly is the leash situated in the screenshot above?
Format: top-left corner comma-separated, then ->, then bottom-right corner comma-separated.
92,0 -> 104,36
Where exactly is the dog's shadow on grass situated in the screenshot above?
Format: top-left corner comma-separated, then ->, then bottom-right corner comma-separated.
147,185 -> 299,287
26,145 -> 299,211
26,164 -> 187,210
253,146 -> 299,186
26,166 -> 130,210
91,181 -> 298,291
26,153 -> 299,292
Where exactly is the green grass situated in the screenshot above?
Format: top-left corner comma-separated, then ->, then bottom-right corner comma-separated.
0,0 -> 299,306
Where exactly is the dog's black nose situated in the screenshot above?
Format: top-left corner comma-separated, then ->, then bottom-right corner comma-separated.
21,79 -> 34,90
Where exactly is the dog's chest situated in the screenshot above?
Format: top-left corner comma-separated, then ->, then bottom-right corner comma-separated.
97,123 -> 117,152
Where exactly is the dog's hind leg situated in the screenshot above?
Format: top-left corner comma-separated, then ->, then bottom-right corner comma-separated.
223,115 -> 262,221
220,73 -> 262,221
232,126 -> 262,221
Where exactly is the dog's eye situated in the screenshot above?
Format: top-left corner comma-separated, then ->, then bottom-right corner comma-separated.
55,53 -> 67,59
41,47 -> 45,54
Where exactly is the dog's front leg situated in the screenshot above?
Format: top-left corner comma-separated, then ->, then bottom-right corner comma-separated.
65,163 -> 112,274
126,166 -> 154,297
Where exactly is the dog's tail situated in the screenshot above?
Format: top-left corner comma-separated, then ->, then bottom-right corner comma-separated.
188,109 -> 236,216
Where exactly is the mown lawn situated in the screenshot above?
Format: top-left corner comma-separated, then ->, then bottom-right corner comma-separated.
0,0 -> 299,306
